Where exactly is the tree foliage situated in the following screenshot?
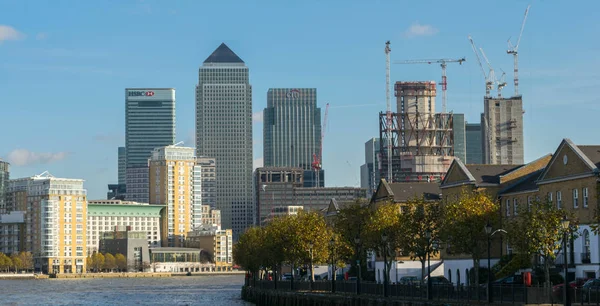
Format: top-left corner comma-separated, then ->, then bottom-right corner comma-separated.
115,253 -> 127,271
364,202 -> 401,283
91,253 -> 105,272
333,200 -> 371,277
104,253 -> 116,272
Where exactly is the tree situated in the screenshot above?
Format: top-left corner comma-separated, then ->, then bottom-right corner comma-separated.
92,253 -> 105,272
442,190 -> 498,291
104,253 -> 116,272
234,226 -> 265,285
18,252 -> 33,272
399,196 -> 442,285
333,200 -> 371,279
115,253 -> 127,272
0,253 -> 13,272
10,253 -> 22,273
507,199 -> 578,294
364,202 -> 401,285
86,256 -> 93,272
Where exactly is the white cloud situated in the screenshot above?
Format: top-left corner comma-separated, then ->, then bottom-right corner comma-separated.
252,111 -> 263,124
36,32 -> 48,40
6,149 -> 70,166
403,23 -> 439,38
253,157 -> 263,170
0,25 -> 25,42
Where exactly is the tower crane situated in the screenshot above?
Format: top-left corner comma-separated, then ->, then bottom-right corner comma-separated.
384,41 -> 392,183
393,57 -> 466,113
507,5 -> 531,96
479,48 -> 507,98
468,35 -> 493,98
311,102 -> 329,188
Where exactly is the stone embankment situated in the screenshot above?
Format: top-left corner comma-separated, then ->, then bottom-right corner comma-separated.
51,272 -> 171,278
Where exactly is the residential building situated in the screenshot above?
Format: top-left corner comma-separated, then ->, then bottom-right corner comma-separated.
149,145 -> 201,247
196,43 -> 253,239
99,226 -> 150,271
466,122 -> 483,164
7,172 -> 88,274
197,157 -> 216,209
262,205 -> 303,224
264,88 -> 323,187
118,146 -> 126,185
0,159 -> 8,212
87,200 -> 164,254
0,211 -> 25,254
200,205 -> 221,229
125,88 -> 176,203
482,96 -> 524,165
360,138 -> 380,198
185,227 -> 233,271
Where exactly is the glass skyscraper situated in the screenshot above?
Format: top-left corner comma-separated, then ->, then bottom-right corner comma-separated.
196,43 -> 253,240
263,88 -> 323,187
360,138 -> 380,198
125,88 -> 176,203
453,113 -> 467,163
466,122 -> 483,164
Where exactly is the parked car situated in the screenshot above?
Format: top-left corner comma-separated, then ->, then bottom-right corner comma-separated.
552,279 -> 589,300
429,276 -> 452,285
581,279 -> 600,302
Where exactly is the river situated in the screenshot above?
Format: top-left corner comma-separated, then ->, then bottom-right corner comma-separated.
0,275 -> 251,305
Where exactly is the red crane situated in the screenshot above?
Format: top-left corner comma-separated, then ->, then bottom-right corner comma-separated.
311,103 -> 329,187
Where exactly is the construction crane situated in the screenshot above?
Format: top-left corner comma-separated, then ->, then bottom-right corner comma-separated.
311,102 -> 329,188
497,69 -> 507,98
507,5 -> 531,96
469,35 -> 493,98
384,41 -> 392,183
393,57 -> 466,113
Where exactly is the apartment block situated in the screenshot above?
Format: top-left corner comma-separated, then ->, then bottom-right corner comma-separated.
185,227 -> 233,270
0,211 -> 25,254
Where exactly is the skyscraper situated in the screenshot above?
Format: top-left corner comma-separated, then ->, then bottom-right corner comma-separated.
125,88 -> 176,203
466,122 -> 483,164
263,88 -> 323,187
482,97 -> 524,164
196,43 -> 253,239
360,138 -> 380,198
453,113 -> 467,163
118,147 -> 126,185
0,159 -> 8,212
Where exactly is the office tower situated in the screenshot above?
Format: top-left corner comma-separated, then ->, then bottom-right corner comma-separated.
453,113 -> 466,163
360,138 -> 380,198
196,43 -> 253,239
125,88 -> 176,203
7,171 -> 87,274
379,81 -> 454,183
466,122 -> 483,164
0,159 -> 8,212
197,157 -> 216,209
118,147 -> 126,185
263,88 -> 323,187
149,145 -> 201,247
482,97 -> 524,164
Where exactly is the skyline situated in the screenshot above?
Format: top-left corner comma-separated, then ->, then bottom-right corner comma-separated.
1,1 -> 599,199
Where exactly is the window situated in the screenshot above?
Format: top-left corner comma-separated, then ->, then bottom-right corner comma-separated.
527,196 -> 533,212
513,199 -> 518,216
548,192 -> 553,203
557,191 -> 562,209
584,188 -> 589,208
505,199 -> 510,216
573,189 -> 579,208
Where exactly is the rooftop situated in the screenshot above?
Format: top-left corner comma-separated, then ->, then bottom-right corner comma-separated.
387,182 -> 442,202
577,145 -> 600,168
464,164 -> 522,185
203,43 -> 244,64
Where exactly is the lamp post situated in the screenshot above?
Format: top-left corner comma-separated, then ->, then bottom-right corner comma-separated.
485,222 -> 493,303
562,216 -> 570,306
425,230 -> 432,300
308,242 -> 314,291
330,237 -> 336,293
382,232 -> 389,298
354,235 -> 361,295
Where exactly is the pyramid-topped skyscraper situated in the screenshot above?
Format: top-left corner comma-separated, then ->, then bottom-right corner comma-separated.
196,43 -> 253,240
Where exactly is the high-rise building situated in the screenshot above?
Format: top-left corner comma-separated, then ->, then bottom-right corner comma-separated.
482,97 -> 524,164
264,88 -> 323,187
7,172 -> 87,273
360,138 -> 380,198
125,88 -> 176,203
149,145 -> 201,247
0,159 -> 8,212
453,113 -> 467,163
466,122 -> 483,164
196,43 -> 253,239
197,157 -> 216,209
118,147 -> 126,185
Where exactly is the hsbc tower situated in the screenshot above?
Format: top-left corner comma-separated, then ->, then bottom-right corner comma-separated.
125,88 -> 176,203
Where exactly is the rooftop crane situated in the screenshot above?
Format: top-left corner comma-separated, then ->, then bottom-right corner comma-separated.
479,48 -> 507,98
468,35 -> 493,98
384,41 -> 392,183
507,5 -> 531,96
393,57 -> 466,113
311,102 -> 329,187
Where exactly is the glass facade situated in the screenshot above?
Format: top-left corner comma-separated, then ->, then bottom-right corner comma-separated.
466,122 -> 483,164
453,114 -> 466,163
360,138 -> 380,198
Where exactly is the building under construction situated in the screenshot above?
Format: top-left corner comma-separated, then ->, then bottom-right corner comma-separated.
482,96 -> 524,165
379,81 -> 457,183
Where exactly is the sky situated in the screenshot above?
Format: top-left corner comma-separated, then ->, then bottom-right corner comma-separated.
1,0 -> 599,199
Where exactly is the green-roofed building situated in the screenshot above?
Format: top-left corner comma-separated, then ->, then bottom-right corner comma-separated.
87,200 -> 165,254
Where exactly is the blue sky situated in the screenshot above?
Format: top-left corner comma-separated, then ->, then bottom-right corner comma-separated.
1,0 -> 599,199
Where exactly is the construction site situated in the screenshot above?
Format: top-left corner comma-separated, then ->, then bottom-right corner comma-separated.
378,5 -> 530,183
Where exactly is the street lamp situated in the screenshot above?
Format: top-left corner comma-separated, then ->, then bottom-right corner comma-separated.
382,232 -> 388,297
561,216 -> 570,306
425,230 -> 432,300
485,222 -> 493,303
354,235 -> 362,295
330,237 -> 336,293
308,242 -> 314,291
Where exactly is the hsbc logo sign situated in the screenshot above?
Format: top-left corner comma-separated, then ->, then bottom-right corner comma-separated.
128,91 -> 155,97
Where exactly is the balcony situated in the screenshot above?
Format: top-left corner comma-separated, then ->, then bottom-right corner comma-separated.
581,252 -> 591,264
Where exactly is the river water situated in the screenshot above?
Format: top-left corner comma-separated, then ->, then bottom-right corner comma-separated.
0,275 -> 252,305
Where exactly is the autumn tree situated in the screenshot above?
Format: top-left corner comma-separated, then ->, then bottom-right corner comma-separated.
333,199 -> 371,279
442,190 -> 498,290
91,253 -> 105,272
86,256 -> 93,272
0,253 -> 11,272
234,226 -> 265,285
18,252 -> 33,272
364,201 -> 401,285
399,196 -> 442,285
507,199 -> 578,293
104,253 -> 116,272
10,253 -> 22,272
115,253 -> 127,272
262,216 -> 290,288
